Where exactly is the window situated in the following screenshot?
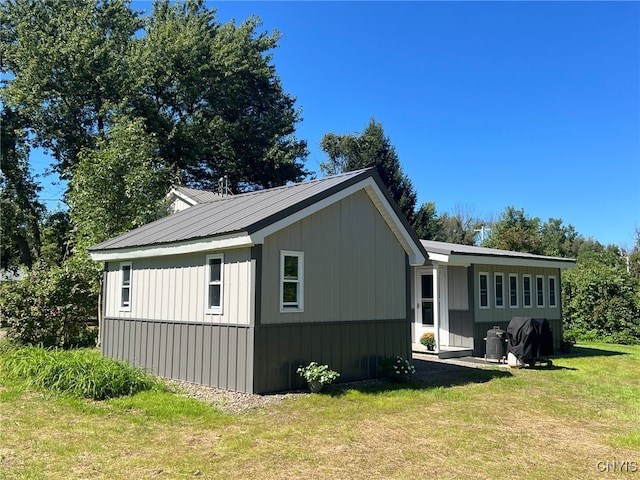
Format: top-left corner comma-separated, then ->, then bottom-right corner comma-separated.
536,275 -> 545,307
509,274 -> 518,308
548,276 -> 557,307
494,273 -> 504,308
120,262 -> 132,311
421,274 -> 434,325
479,272 -> 489,309
206,254 -> 224,314
280,251 -> 303,312
523,275 -> 532,308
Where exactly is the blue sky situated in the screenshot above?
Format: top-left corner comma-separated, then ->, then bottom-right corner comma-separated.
38,1 -> 640,248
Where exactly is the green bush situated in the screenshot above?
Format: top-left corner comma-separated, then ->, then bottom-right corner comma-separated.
0,346 -> 164,400
0,260 -> 100,348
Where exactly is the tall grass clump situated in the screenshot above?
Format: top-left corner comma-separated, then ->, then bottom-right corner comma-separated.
0,346 -> 164,400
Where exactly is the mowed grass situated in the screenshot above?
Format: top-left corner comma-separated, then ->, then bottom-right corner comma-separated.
1,343 -> 638,480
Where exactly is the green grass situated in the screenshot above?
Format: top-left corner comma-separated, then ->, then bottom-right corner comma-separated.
1,343 -> 638,479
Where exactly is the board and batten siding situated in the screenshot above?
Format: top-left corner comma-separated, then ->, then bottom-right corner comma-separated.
103,248 -> 254,325
260,189 -> 407,324
102,318 -> 254,393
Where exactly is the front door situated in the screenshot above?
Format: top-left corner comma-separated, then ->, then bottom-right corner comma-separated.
420,273 -> 434,327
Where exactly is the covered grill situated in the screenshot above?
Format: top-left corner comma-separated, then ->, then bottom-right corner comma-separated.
506,317 -> 554,367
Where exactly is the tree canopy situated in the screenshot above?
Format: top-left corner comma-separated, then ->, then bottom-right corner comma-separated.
319,118 -> 417,223
0,0 -> 309,191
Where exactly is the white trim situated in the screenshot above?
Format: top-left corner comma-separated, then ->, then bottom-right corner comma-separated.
548,275 -> 558,308
536,275 -> 545,308
494,272 -> 505,308
119,262 -> 132,312
280,250 -> 304,312
479,272 -> 490,309
168,188 -> 198,207
205,254 -> 224,315
432,253 -> 573,269
251,177 -> 426,266
89,233 -> 253,261
523,274 -> 533,308
508,273 -> 519,308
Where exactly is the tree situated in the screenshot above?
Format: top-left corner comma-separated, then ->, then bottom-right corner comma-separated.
483,206 -> 542,253
0,107 -> 44,270
67,118 -> 173,251
128,0 -> 308,191
1,0 -> 309,191
320,118 -> 417,223
0,0 -> 141,177
412,202 -> 443,240
539,218 -> 581,258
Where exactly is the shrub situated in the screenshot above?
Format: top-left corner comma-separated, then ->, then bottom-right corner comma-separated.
0,260 -> 100,348
378,356 -> 416,382
0,346 -> 164,400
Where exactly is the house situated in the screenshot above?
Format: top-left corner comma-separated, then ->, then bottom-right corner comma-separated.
166,185 -> 222,213
411,240 -> 575,358
89,169 -> 427,394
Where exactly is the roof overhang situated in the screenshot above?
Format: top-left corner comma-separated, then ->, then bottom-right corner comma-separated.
89,174 -> 426,266
89,232 -> 254,262
427,252 -> 575,269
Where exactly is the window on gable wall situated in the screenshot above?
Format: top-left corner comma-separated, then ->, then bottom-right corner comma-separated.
120,262 -> 132,311
281,251 -> 304,312
206,254 -> 224,314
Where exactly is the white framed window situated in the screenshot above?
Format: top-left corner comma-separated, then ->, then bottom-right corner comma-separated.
119,262 -> 132,311
479,272 -> 490,309
280,250 -> 304,312
509,273 -> 518,308
494,273 -> 505,308
205,254 -> 224,314
523,274 -> 532,308
548,276 -> 558,307
536,275 -> 545,307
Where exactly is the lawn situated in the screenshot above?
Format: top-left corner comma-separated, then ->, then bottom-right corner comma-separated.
1,343 -> 638,479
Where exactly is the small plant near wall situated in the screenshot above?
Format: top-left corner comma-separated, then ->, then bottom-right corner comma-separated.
378,356 -> 416,382
420,332 -> 436,351
297,362 -> 340,392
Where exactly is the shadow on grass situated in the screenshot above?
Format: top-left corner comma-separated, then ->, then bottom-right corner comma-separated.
326,359 -> 513,397
556,345 -> 628,359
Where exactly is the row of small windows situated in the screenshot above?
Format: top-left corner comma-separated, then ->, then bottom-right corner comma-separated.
479,272 -> 557,309
118,250 -> 305,314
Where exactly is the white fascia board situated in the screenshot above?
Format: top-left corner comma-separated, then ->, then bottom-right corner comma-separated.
424,252 -> 451,264
447,254 -> 574,269
167,188 -> 198,206
250,176 -> 426,266
363,182 -> 426,266
89,233 -> 253,261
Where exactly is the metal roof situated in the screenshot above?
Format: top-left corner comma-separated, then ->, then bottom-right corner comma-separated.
421,240 -> 575,268
90,169 -> 379,252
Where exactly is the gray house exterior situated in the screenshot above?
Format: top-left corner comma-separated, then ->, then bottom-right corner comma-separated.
89,169 -> 426,393
411,240 -> 575,357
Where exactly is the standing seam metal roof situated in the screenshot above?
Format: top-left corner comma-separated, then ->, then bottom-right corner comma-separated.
90,169 -> 374,251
